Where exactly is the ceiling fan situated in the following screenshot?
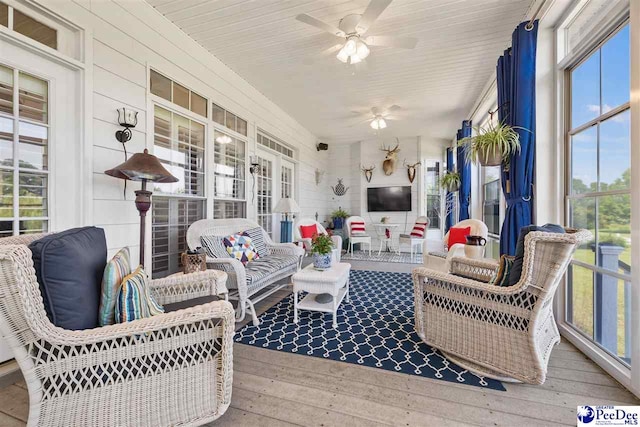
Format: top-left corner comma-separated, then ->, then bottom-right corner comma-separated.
351,105 -> 403,129
296,0 -> 417,65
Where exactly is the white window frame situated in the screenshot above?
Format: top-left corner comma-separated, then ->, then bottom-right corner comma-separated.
554,0 -> 640,394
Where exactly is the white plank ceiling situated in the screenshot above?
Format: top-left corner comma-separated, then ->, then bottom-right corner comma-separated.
147,0 -> 534,145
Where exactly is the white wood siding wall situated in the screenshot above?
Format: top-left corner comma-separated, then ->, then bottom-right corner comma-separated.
34,0 -> 329,260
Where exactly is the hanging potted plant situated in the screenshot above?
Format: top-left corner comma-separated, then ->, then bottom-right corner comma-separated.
311,233 -> 334,270
331,207 -> 349,229
440,172 -> 461,192
459,120 -> 522,167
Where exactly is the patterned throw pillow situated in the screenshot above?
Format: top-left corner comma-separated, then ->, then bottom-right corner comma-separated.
223,233 -> 260,265
242,226 -> 268,256
200,235 -> 231,259
489,255 -> 515,287
115,266 -> 164,323
350,221 -> 366,235
98,247 -> 131,326
410,221 -> 428,238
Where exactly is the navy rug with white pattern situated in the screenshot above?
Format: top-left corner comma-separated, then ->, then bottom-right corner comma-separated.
235,269 -> 505,391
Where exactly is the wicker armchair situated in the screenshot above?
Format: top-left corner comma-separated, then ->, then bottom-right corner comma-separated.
0,234 -> 235,426
412,228 -> 592,384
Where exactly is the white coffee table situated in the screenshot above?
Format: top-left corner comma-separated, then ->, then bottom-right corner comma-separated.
291,262 -> 351,328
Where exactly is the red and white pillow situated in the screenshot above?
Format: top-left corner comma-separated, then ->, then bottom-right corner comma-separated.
350,221 -> 367,235
410,221 -> 428,238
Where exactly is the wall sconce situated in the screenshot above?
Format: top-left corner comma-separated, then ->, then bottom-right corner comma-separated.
249,155 -> 259,175
115,107 -> 138,143
315,168 -> 325,186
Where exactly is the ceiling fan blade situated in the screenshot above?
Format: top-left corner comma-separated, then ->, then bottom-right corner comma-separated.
365,35 -> 418,49
321,43 -> 344,56
387,104 -> 402,112
349,118 -> 373,127
356,0 -> 392,34
296,14 -> 345,37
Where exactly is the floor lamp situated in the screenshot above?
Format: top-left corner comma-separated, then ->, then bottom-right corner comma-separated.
273,197 -> 300,243
105,148 -> 178,267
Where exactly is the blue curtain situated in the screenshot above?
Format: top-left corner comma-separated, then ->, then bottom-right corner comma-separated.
445,147 -> 455,232
457,120 -> 472,221
498,21 -> 538,255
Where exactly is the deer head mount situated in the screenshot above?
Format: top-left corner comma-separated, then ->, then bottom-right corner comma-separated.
380,138 -> 400,176
404,159 -> 421,183
361,164 -> 375,183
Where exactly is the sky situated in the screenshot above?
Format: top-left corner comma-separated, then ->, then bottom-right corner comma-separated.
571,24 -> 630,190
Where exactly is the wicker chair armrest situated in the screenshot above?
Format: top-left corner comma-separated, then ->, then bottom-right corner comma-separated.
150,270 -> 228,305
268,243 -> 305,258
449,256 -> 499,283
412,267 -> 524,296
38,300 -> 235,346
204,256 -> 248,298
299,238 -> 313,250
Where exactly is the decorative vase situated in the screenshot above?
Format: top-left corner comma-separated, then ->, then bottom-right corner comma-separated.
333,217 -> 344,229
478,150 -> 503,167
464,235 -> 487,259
313,253 -> 332,270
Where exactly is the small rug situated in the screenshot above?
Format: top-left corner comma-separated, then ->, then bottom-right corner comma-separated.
235,269 -> 505,391
341,250 -> 422,264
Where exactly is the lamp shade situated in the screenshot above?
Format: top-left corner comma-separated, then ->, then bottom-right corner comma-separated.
273,197 -> 300,214
105,149 -> 178,183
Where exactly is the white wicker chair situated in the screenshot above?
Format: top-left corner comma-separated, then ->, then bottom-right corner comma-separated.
345,216 -> 372,256
293,217 -> 342,262
187,218 -> 304,326
0,233 -> 235,427
412,228 -> 592,384
399,216 -> 429,258
424,218 -> 488,272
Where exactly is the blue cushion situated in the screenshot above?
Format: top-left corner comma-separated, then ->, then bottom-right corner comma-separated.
508,224 -> 564,286
29,227 -> 107,330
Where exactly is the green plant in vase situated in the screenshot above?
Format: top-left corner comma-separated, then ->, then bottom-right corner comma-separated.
311,233 -> 334,270
458,120 -> 523,167
440,172 -> 461,192
331,207 -> 349,229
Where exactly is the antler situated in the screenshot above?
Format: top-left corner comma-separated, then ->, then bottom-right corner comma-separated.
361,164 -> 376,171
379,142 -> 389,152
390,138 -> 400,153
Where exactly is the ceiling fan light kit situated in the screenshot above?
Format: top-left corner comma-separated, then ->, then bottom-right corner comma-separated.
370,116 -> 387,130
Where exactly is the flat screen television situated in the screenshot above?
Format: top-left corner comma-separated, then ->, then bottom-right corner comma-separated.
367,186 -> 412,212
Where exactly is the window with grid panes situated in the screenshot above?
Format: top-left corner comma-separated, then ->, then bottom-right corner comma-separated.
211,103 -> 247,136
257,132 -> 293,158
151,105 -> 206,277
150,70 -> 207,118
0,65 -> 49,237
213,129 -> 246,219
0,3 -> 57,49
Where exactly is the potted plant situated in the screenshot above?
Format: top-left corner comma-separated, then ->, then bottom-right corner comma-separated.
440,172 -> 461,192
458,121 -> 522,167
311,233 -> 334,270
331,207 -> 349,229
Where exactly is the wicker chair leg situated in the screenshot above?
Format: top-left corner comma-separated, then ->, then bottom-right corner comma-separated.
245,298 -> 260,326
236,299 -> 247,322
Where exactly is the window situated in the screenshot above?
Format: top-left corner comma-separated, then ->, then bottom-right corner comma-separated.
213,129 -> 246,219
150,70 -> 207,118
281,164 -> 293,198
423,160 -> 441,229
482,167 -> 501,235
256,155 -> 273,236
566,23 -> 630,364
151,105 -> 206,277
257,131 -> 293,158
212,103 -> 247,136
0,65 -> 49,237
0,3 -> 57,50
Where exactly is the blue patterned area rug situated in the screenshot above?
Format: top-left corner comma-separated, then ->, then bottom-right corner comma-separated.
235,269 -> 505,391
341,250 -> 423,264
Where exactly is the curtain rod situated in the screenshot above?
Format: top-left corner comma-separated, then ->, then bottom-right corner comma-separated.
526,0 -> 547,30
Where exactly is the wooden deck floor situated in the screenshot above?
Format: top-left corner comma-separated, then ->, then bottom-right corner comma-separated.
1,260 -> 638,426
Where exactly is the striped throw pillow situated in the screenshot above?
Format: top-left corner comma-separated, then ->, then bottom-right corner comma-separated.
489,255 -> 515,287
115,266 -> 164,323
98,247 -> 131,326
200,235 -> 231,259
350,221 -> 366,235
242,226 -> 268,256
410,221 -> 428,238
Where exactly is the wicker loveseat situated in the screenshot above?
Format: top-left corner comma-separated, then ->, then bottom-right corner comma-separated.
0,233 -> 235,426
187,219 -> 304,326
412,228 -> 591,384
